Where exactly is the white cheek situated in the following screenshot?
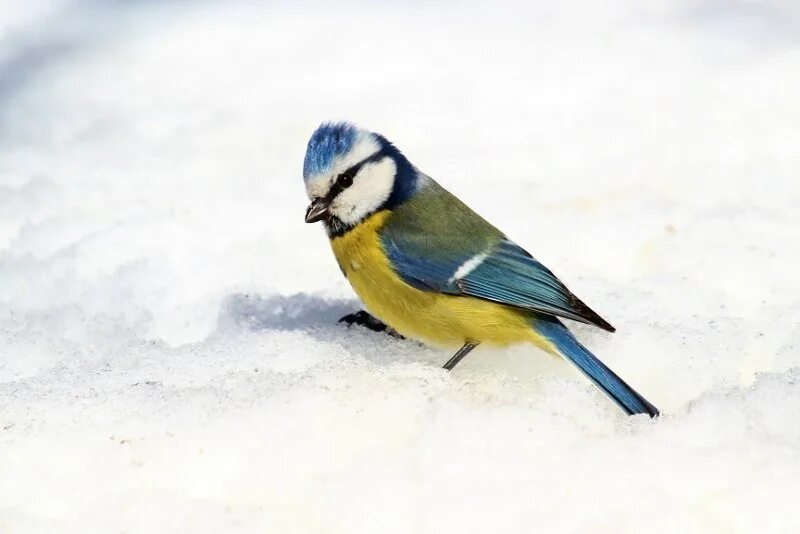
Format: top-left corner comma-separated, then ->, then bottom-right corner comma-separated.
331,158 -> 396,225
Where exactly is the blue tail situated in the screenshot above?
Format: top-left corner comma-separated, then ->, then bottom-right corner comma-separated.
534,316 -> 659,417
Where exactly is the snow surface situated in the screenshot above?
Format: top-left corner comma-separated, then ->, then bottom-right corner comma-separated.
1,0 -> 799,532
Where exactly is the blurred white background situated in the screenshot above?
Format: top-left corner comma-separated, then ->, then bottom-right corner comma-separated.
0,1 -> 799,532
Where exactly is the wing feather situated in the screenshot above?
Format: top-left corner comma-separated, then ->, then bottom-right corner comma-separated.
380,177 -> 614,332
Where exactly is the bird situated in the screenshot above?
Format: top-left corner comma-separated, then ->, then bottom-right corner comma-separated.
302,122 -> 659,417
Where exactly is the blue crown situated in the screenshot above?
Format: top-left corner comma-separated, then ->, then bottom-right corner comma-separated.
302,122 -> 359,181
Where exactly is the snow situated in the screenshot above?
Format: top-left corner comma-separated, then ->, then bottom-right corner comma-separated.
1,0 -> 799,532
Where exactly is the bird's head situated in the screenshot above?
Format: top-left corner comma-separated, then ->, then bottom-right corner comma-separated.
302,122 -> 417,236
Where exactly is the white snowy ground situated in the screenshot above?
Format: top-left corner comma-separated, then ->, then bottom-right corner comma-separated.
1,0 -> 799,532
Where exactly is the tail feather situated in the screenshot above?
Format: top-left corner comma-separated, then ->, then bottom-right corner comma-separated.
535,317 -> 659,418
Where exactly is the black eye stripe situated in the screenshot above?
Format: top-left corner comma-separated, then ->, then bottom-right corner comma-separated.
327,149 -> 388,199
337,169 -> 355,187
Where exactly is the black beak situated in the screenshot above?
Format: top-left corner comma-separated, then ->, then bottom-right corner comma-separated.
305,197 -> 330,223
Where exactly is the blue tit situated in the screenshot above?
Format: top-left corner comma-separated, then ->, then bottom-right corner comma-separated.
302,122 -> 659,417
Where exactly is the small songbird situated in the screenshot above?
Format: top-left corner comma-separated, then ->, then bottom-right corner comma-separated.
302,122 -> 659,417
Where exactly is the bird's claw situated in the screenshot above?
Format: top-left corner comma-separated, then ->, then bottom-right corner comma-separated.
338,310 -> 404,339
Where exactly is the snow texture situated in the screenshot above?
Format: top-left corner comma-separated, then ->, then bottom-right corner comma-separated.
1,1 -> 799,532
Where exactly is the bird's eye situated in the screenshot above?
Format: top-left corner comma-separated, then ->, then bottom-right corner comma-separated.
338,170 -> 355,188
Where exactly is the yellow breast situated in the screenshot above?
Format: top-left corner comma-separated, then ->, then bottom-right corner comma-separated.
329,211 -> 544,349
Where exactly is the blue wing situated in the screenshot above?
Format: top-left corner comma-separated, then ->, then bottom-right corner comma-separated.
382,237 -> 615,332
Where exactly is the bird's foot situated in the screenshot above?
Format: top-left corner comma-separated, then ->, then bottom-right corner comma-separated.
338,310 -> 405,339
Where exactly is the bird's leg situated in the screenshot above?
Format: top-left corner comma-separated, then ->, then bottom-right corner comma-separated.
338,310 -> 404,339
443,342 -> 479,371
